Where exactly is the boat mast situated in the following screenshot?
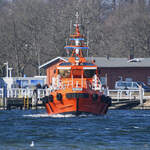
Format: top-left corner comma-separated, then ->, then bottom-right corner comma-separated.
64,12 -> 89,65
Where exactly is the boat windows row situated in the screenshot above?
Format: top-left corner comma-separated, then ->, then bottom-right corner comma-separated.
58,69 -> 96,78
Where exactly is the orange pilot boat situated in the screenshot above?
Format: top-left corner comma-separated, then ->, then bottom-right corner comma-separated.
42,12 -> 111,115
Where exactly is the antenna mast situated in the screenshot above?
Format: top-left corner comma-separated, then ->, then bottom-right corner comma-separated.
87,30 -> 89,57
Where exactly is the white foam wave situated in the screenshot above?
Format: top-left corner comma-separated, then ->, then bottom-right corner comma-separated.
133,126 -> 139,129
23,113 -> 76,118
23,113 -> 50,118
105,128 -> 110,130
23,113 -> 94,118
50,114 -> 76,118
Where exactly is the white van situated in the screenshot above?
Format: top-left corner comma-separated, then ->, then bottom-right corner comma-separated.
115,81 -> 150,92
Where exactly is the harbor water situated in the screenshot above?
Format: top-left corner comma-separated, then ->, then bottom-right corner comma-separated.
0,109 -> 150,150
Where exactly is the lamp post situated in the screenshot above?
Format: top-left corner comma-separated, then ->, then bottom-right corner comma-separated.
8,68 -> 13,77
38,48 -> 41,75
4,62 -> 8,77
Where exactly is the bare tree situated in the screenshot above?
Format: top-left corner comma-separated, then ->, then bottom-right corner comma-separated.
0,0 -> 150,77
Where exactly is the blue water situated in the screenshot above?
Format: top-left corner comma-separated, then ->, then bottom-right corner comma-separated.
0,109 -> 150,150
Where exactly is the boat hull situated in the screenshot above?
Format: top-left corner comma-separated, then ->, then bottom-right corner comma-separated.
42,89 -> 111,115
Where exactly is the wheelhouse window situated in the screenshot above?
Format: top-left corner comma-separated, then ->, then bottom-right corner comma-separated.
58,69 -> 71,78
83,69 -> 96,78
59,62 -> 71,66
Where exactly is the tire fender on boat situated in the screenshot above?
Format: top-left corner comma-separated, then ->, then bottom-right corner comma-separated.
106,96 -> 112,106
92,94 -> 98,101
57,93 -> 62,101
43,96 -> 49,103
101,95 -> 106,103
49,95 -> 53,102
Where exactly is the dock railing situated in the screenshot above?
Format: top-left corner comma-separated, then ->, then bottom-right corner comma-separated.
1,87 -> 150,106
107,88 -> 150,105
1,88 -> 149,100
0,88 -> 4,107
6,88 -> 52,99
107,89 -> 140,101
0,88 -> 3,98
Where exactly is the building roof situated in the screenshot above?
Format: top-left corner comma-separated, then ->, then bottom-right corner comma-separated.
39,57 -> 68,69
91,57 -> 150,68
39,57 -> 150,69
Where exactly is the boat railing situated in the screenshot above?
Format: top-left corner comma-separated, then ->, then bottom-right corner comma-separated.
52,77 -> 88,90
71,78 -> 87,89
92,75 -> 102,91
52,75 -> 102,91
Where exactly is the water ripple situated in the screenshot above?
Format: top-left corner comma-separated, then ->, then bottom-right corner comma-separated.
0,109 -> 150,150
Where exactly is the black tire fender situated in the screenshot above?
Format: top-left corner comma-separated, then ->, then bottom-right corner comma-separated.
57,93 -> 62,101
92,94 -> 98,101
49,95 -> 53,102
106,96 -> 112,106
101,95 -> 106,102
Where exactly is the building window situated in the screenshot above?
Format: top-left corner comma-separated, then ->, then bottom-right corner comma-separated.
147,77 -> 150,85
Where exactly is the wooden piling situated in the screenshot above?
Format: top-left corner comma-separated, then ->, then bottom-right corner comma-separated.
139,85 -> 143,106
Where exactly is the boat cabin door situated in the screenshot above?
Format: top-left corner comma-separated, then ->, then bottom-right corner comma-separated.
72,69 -> 82,78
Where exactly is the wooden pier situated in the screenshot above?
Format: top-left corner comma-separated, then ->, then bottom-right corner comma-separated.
110,98 -> 150,110
108,89 -> 150,109
0,88 -> 51,110
110,99 -> 141,109
2,97 -> 44,110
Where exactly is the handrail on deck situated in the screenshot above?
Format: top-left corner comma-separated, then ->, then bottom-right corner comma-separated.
52,75 -> 102,91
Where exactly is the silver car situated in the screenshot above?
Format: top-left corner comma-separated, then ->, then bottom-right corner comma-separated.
115,81 -> 139,90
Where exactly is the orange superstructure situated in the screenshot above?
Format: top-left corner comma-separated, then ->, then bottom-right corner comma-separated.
42,12 -> 111,115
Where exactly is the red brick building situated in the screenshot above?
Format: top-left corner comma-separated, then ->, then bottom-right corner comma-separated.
39,57 -> 67,85
39,57 -> 150,89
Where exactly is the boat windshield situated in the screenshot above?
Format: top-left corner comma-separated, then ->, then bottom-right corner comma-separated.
83,69 -> 96,78
58,69 -> 71,78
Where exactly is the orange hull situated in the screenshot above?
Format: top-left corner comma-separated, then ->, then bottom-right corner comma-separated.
43,89 -> 111,115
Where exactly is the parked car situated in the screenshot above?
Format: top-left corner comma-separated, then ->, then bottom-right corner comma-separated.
136,81 -> 150,92
115,81 -> 150,92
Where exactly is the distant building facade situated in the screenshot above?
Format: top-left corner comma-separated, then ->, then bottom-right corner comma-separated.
39,57 -> 150,89
39,57 -> 67,86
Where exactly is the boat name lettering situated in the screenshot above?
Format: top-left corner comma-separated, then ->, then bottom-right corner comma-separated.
72,88 -> 82,91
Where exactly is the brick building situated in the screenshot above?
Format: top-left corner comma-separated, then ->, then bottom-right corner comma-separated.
39,57 -> 150,89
